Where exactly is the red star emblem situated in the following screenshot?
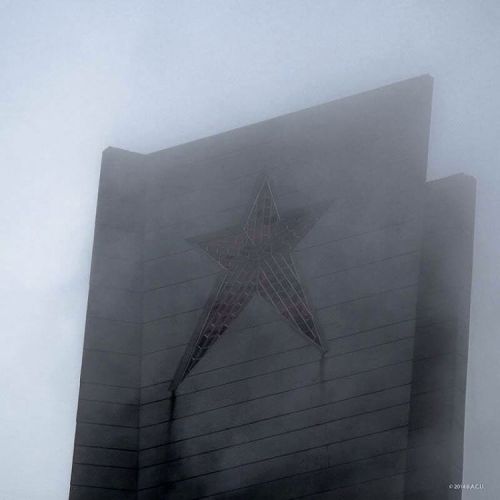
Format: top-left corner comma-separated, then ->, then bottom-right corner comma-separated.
170,179 -> 330,391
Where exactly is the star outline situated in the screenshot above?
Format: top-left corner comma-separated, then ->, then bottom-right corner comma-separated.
170,177 -> 331,391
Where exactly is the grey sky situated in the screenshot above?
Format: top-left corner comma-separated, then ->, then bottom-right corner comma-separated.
1,1 -> 499,498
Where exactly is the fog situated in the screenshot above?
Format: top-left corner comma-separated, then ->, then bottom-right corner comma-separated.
1,1 -> 499,498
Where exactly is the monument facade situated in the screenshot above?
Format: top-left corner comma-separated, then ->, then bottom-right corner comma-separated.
70,76 -> 475,499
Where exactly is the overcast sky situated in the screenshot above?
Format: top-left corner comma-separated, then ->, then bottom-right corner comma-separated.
1,1 -> 499,499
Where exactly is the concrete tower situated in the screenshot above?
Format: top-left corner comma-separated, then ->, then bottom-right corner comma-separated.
70,76 -> 475,500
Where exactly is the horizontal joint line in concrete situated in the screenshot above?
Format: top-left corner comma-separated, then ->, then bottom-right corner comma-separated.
143,171 -> 420,236
138,382 -> 412,452
141,316 -> 416,373
139,357 -> 414,430
71,483 -> 135,492
76,420 -> 138,430
79,398 -> 139,407
412,349 -> 467,363
199,453 -> 409,499
142,307 -> 204,326
141,250 -> 418,295
88,283 -> 143,294
80,381 -> 139,390
142,300 -> 418,357
144,270 -> 220,293
140,402 -> 410,469
88,284 -> 142,295
73,444 -> 137,452
72,461 -> 137,471
139,446 -> 408,493
94,222 -> 141,235
86,315 -> 141,326
140,336 -> 415,410
141,423 -> 409,487
293,471 -> 408,500
179,320 -> 416,379
84,347 -> 141,358
142,217 -> 415,265
139,282 -> 418,327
